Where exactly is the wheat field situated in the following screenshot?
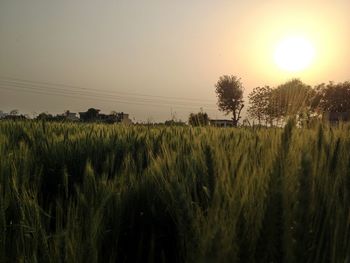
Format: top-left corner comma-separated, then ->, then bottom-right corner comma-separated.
0,121 -> 349,262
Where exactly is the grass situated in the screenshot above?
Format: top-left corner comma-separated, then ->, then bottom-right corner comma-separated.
0,120 -> 349,262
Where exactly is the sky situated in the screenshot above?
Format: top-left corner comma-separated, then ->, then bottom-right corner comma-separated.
1,0 -> 349,122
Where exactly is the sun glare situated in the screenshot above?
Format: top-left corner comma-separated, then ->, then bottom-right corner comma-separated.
274,36 -> 315,72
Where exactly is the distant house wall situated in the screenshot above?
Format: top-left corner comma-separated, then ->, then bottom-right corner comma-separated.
66,112 -> 79,121
78,112 -> 88,121
120,113 -> 132,124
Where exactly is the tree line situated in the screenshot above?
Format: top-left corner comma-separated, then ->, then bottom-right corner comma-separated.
189,75 -> 350,127
2,76 -> 349,126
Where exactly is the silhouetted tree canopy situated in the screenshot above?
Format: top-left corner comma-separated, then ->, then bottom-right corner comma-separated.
215,75 -> 244,126
270,79 -> 313,119
248,86 -> 273,125
36,112 -> 54,121
311,81 -> 350,113
248,79 -> 313,126
188,111 -> 209,126
267,79 -> 313,126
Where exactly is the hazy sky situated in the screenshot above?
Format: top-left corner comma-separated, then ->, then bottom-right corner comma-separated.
1,0 -> 349,121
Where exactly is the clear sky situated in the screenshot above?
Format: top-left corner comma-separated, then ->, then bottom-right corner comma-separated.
1,0 -> 349,121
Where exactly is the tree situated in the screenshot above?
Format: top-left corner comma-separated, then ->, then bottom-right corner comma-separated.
247,86 -> 273,125
266,79 -> 313,126
188,111 -> 209,126
311,81 -> 350,113
215,75 -> 244,126
36,112 -> 53,121
274,79 -> 311,116
247,79 -> 314,126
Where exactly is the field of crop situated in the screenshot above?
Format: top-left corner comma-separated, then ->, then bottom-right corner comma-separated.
0,121 -> 349,262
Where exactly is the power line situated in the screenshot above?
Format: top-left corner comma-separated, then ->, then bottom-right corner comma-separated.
0,85 -> 219,112
0,79 -> 217,108
0,76 -> 217,103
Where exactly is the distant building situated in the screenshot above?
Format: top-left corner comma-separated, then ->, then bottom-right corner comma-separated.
79,108 -> 101,122
119,113 -> 132,124
325,112 -> 350,124
209,119 -> 234,127
97,112 -> 131,124
0,111 -> 8,119
64,111 -> 79,121
78,108 -> 132,124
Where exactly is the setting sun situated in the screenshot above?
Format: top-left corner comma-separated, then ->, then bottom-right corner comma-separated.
274,36 -> 315,72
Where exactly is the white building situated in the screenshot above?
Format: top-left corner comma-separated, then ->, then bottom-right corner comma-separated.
65,112 -> 79,121
0,111 -> 8,119
120,113 -> 132,124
